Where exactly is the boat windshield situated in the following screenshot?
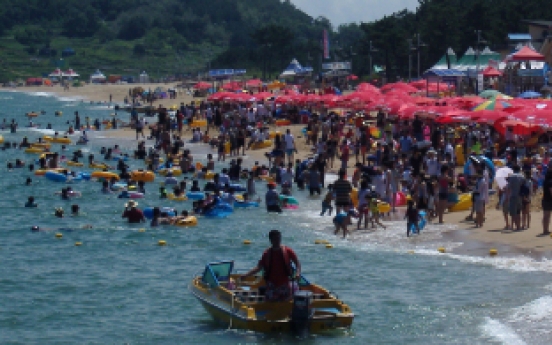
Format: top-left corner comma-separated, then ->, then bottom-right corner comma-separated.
202,261 -> 234,288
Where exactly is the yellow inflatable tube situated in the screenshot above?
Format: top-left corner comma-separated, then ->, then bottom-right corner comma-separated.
89,163 -> 110,170
35,168 -> 67,176
25,147 -> 48,154
91,171 -> 120,180
158,168 -> 182,177
130,170 -> 155,182
66,161 -> 84,167
190,119 -> 207,128
449,193 -> 472,212
260,175 -> 275,183
167,193 -> 188,201
251,140 -> 272,150
43,136 -> 71,144
31,143 -> 50,149
175,216 -> 198,227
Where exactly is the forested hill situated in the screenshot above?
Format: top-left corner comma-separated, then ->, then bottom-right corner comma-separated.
0,0 -> 333,81
2,0 -> 552,82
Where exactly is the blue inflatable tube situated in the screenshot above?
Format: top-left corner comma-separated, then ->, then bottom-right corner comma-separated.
111,182 -> 127,191
409,211 -> 427,234
279,195 -> 299,205
204,203 -> 234,218
186,192 -> 205,200
112,156 -> 129,161
79,173 -> 91,181
234,201 -> 259,208
143,207 -> 176,219
45,171 -> 67,182
229,184 -> 246,192
464,155 -> 495,184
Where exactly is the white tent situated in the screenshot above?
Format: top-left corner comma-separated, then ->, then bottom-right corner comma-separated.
62,69 -> 79,78
280,59 -> 313,78
90,69 -> 106,83
49,68 -> 62,78
139,71 -> 149,83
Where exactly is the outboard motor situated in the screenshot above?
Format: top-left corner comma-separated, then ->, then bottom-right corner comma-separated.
291,291 -> 313,337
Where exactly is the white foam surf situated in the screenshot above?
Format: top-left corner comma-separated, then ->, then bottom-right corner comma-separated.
481,317 -> 527,345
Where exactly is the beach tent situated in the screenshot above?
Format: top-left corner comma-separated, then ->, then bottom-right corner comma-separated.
481,66 -> 502,77
280,59 -> 313,78
509,45 -> 545,61
454,47 -> 476,71
430,48 -> 457,70
63,69 -> 79,78
49,68 -> 62,78
139,71 -> 149,83
90,69 -> 106,83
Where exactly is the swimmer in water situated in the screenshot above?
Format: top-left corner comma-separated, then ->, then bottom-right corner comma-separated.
54,207 -> 64,218
31,224 -> 93,232
25,177 -> 32,186
71,204 -> 79,216
25,196 -> 37,207
101,181 -> 111,194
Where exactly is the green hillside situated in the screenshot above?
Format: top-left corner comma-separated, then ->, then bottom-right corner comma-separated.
0,0 -> 332,81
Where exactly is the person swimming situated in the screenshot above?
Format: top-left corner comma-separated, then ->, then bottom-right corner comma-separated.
25,196 -> 37,208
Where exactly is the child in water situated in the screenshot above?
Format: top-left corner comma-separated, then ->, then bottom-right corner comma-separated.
368,194 -> 386,229
320,184 -> 334,216
405,200 -> 420,237
159,186 -> 167,199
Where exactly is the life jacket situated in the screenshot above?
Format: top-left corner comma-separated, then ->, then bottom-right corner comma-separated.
263,246 -> 292,281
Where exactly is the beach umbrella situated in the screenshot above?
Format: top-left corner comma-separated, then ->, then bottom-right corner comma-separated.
518,91 -> 542,99
473,98 -> 511,111
246,79 -> 262,87
494,119 -> 540,136
470,110 -> 510,124
193,81 -> 211,90
369,127 -> 382,139
495,167 -> 513,190
478,90 -> 502,99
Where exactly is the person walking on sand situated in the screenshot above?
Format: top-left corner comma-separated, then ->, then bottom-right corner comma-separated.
541,170 -> 552,235
507,165 -> 525,231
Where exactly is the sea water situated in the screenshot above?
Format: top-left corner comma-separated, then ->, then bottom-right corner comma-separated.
1,90 -> 552,344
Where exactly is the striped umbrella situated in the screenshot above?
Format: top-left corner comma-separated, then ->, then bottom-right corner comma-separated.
473,98 -> 511,111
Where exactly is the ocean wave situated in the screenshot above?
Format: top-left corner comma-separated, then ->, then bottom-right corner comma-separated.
481,317 -> 527,345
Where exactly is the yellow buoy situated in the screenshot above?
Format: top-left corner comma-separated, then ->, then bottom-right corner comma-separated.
158,240 -> 167,246
138,228 -> 146,232
489,248 -> 498,256
55,233 -> 63,239
243,240 -> 251,245
438,247 -> 446,253
325,244 -> 333,249
75,242 -> 82,246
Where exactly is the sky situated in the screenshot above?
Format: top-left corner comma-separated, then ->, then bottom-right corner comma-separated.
291,0 -> 419,26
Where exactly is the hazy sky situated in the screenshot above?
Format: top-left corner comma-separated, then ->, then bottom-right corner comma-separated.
291,0 -> 418,26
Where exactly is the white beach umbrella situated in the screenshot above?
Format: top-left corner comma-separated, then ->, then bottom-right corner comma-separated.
495,167 -> 513,190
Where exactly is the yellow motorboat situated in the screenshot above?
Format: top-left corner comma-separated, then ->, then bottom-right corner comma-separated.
190,261 -> 354,335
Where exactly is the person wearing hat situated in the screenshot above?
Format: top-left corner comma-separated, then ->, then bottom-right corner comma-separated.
240,230 -> 301,302
265,182 -> 282,213
122,200 -> 145,223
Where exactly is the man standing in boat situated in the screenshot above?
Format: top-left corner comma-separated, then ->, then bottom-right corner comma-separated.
241,230 -> 301,302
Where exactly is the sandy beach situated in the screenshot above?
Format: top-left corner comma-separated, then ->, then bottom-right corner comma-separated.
7,83 -> 552,259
